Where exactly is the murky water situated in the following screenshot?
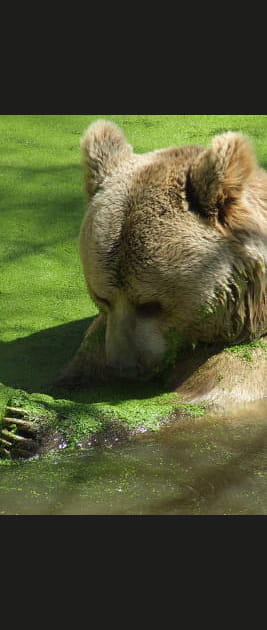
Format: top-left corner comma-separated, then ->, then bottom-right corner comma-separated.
1,399 -> 267,515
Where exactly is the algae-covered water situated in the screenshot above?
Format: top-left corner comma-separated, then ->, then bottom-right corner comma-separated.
1,398 -> 266,515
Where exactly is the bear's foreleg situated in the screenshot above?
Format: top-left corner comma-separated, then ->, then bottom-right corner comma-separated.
56,314 -> 107,386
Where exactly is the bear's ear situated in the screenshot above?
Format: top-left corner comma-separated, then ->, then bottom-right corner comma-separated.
81,119 -> 133,197
188,132 -> 257,224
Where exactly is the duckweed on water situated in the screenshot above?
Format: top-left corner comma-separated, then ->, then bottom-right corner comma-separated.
0,380 -> 206,458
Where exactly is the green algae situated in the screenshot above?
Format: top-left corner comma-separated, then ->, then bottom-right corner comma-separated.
152,329 -> 198,379
152,330 -> 187,376
225,339 -> 267,362
0,378 -> 206,458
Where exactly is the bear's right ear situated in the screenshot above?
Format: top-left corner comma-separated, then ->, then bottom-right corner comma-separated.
81,119 -> 133,197
188,132 -> 257,224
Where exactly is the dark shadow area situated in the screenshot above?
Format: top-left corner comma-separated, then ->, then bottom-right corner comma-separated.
0,318 -> 170,406
2,313 -> 262,409
0,318 -> 91,394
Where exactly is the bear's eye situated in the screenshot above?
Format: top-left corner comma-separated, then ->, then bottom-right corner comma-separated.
136,301 -> 162,318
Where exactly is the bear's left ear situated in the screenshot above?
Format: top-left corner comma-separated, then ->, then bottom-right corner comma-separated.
188,132 -> 257,223
81,119 -> 133,197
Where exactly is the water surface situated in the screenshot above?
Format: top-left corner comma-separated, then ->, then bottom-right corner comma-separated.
0,399 -> 267,515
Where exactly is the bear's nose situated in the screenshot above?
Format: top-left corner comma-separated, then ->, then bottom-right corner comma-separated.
106,362 -> 138,381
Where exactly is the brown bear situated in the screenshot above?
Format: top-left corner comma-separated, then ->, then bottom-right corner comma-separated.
61,120 -> 267,408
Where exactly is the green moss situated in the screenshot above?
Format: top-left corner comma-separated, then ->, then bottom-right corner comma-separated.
174,403 -> 206,417
225,339 -> 267,362
195,303 -> 217,321
0,384 -> 12,421
0,380 -> 207,458
152,329 -> 195,379
2,386 -> 157,452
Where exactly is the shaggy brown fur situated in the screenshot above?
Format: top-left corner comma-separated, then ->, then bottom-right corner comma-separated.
60,120 -> 267,406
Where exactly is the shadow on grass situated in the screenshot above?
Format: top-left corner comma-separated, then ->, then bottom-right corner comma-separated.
0,318 -> 169,407
0,318 -> 90,394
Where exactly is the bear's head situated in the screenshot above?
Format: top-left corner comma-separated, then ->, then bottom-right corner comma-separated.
79,120 -> 267,379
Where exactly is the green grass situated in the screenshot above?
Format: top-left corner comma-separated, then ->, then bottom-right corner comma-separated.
1,115 -> 267,450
